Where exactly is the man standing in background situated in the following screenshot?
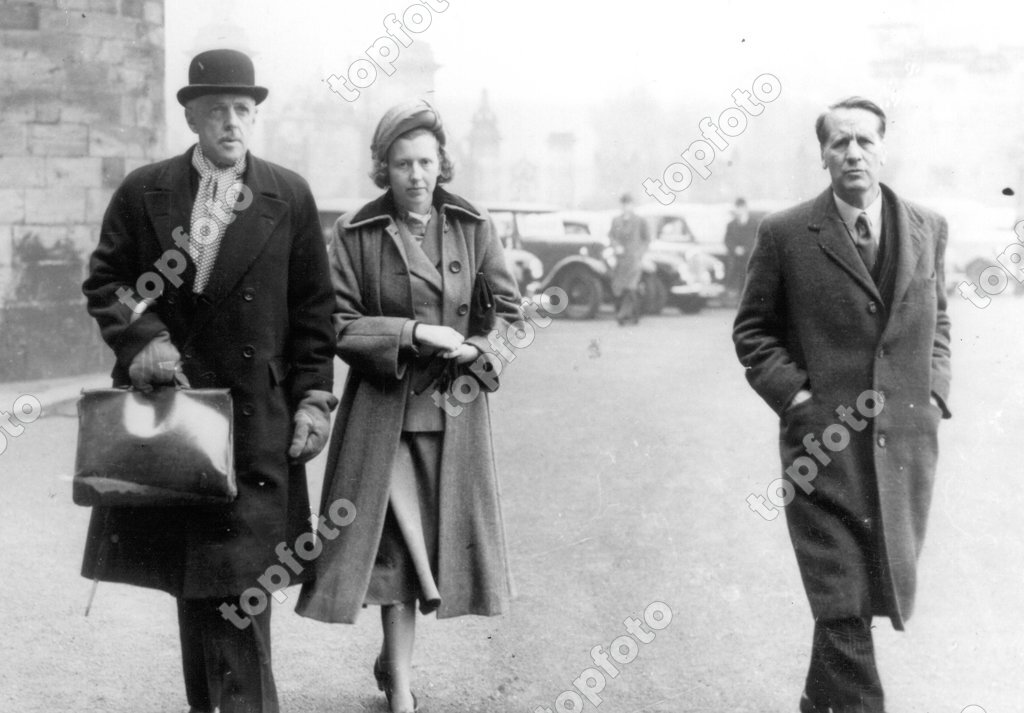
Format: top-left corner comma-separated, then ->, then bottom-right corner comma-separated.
608,193 -> 650,325
723,196 -> 758,301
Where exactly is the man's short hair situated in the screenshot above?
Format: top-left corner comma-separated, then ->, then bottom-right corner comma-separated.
814,97 -> 887,146
620,193 -> 633,205
734,197 -> 747,208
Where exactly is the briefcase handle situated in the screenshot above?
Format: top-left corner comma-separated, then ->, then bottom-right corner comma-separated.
127,297 -> 192,390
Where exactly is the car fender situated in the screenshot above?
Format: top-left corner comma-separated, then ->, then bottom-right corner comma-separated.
537,255 -> 609,292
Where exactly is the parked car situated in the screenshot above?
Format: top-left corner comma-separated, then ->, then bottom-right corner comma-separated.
488,204 -> 610,319
563,209 -> 724,314
939,199 -> 1022,297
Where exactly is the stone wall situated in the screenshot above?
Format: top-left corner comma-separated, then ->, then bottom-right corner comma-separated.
0,0 -> 165,381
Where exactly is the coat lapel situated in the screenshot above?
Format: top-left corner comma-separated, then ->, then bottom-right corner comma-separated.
200,154 -> 288,307
809,188 -> 881,301
143,149 -> 195,258
881,184 -> 925,311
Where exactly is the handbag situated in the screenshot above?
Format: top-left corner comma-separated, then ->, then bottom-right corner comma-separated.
73,373 -> 236,507
468,270 -> 496,336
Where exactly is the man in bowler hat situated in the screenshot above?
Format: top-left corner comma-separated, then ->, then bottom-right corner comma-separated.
81,49 -> 337,713
733,97 -> 951,712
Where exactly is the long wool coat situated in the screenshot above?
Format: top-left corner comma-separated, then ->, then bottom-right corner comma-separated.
295,188 -> 523,623
733,185 -> 951,630
80,148 -> 336,599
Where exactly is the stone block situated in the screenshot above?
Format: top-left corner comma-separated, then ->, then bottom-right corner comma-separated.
39,8 -> 137,38
143,0 -> 162,25
0,3 -> 41,30
0,157 -> 48,188
0,190 -> 26,224
101,157 -> 124,188
88,125 -> 158,158
68,222 -> 98,253
0,123 -> 28,156
86,187 -> 113,223
24,186 -> 88,224
121,0 -> 144,19
47,157 -> 103,187
27,123 -> 89,157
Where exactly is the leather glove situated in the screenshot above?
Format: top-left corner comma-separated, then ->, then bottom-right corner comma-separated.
128,331 -> 181,392
288,390 -> 336,464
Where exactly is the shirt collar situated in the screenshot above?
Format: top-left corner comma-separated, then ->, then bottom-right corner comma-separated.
833,190 -> 882,241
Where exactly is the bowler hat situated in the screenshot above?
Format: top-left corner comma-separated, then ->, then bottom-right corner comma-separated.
176,49 -> 268,106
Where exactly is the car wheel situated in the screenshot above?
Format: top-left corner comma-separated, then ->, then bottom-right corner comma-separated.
677,295 -> 705,314
639,273 -> 668,315
554,266 -> 603,319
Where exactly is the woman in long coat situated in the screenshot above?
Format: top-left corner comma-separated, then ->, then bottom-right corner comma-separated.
296,100 -> 522,713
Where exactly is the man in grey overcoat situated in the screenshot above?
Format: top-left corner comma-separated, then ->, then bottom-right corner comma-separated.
81,49 -> 336,713
733,97 -> 952,713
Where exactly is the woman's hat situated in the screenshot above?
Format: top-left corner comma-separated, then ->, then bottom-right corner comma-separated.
371,99 -> 446,163
176,49 -> 269,106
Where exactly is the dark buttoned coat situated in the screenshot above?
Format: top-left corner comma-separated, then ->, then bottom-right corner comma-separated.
296,188 -> 523,623
80,147 -> 336,599
733,184 -> 951,629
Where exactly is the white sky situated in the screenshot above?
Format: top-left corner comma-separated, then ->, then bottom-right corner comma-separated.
165,0 -> 1024,108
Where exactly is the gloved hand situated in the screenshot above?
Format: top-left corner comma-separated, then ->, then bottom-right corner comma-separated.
288,390 -> 336,464
128,331 -> 181,392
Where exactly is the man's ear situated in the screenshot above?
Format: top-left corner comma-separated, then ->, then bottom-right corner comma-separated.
184,106 -> 198,135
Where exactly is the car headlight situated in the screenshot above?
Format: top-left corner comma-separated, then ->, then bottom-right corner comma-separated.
528,256 -> 544,280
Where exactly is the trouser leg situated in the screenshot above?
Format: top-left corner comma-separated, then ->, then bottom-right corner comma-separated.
804,617 -> 884,713
177,596 -> 278,713
178,597 -> 216,712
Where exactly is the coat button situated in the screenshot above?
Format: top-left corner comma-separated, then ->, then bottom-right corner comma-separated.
457,303 -> 469,316
242,404 -> 255,416
449,260 -> 462,274
877,347 -> 885,359
877,434 -> 887,447
243,288 -> 255,302
867,301 -> 878,314
242,345 -> 255,358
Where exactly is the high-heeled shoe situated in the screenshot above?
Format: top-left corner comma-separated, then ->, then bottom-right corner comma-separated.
373,656 -> 419,712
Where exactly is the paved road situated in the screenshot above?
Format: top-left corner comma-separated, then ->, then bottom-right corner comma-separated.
0,298 -> 1019,713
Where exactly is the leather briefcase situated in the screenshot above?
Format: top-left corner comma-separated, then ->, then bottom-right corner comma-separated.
73,382 -> 236,507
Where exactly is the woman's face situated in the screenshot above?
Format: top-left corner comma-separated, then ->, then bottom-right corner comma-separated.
387,129 -> 440,214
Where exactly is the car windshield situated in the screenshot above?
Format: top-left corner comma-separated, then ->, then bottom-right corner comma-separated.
519,213 -> 566,236
655,217 -> 695,242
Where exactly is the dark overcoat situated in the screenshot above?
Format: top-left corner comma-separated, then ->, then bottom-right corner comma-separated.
295,188 -> 523,623
80,148 -> 336,599
733,184 -> 951,630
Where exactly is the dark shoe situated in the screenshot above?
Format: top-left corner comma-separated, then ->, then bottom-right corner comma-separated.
800,692 -> 829,713
373,654 -> 390,692
374,656 -> 418,712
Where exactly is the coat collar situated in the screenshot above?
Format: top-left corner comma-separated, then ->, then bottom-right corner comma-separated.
806,183 -> 924,307
343,186 -> 484,230
143,146 -> 289,315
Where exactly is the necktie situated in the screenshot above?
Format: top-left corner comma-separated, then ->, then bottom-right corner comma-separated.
853,212 -> 876,273
189,146 -> 246,293
404,214 -> 428,242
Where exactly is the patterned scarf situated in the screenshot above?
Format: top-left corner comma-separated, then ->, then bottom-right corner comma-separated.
189,145 -> 246,293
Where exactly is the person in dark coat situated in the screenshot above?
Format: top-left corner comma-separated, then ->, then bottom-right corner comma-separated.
80,49 -> 337,713
295,100 -> 523,713
723,197 -> 758,298
732,97 -> 951,713
608,193 -> 650,324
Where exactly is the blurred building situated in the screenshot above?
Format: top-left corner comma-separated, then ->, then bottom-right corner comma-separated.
0,0 -> 165,381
